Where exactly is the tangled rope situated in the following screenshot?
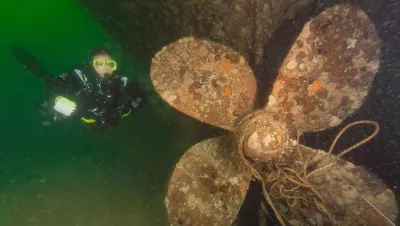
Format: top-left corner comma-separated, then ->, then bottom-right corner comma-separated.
236,112 -> 380,226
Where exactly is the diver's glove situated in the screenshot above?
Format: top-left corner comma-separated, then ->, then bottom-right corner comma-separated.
83,109 -> 119,131
129,97 -> 143,109
53,96 -> 77,117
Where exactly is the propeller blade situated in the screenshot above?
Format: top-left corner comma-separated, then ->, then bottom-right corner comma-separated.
266,142 -> 397,226
267,4 -> 381,133
166,136 -> 251,226
150,37 -> 257,130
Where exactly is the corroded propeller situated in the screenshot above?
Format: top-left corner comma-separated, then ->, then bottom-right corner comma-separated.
150,4 -> 397,226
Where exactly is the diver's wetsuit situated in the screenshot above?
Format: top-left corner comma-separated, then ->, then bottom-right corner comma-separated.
40,64 -> 144,130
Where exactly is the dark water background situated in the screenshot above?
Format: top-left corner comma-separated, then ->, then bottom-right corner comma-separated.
0,0 -> 224,225
1,0 -> 399,225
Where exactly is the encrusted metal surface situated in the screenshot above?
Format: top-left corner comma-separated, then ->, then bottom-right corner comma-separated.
166,136 -> 251,226
273,143 -> 397,226
268,4 -> 381,134
236,110 -> 291,163
150,37 -> 257,130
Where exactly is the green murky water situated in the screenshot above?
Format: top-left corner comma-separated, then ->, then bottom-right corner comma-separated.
0,0 -> 220,225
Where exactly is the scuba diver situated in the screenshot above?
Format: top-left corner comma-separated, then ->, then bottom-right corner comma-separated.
10,46 -> 145,130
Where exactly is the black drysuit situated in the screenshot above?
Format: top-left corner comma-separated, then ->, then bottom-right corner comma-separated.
40,64 -> 144,130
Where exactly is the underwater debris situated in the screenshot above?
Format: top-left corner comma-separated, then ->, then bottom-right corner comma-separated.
268,4 -> 381,134
166,136 -> 251,226
150,37 -> 256,130
236,113 -> 397,225
275,140 -> 397,226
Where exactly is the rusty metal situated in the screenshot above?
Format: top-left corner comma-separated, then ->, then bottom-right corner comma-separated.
150,37 -> 257,130
166,136 -> 251,226
268,4 -> 381,134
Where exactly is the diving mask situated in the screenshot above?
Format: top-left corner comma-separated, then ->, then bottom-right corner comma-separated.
93,60 -> 117,71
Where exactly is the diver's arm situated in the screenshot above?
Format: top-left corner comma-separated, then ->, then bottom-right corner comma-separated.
80,106 -> 120,131
122,77 -> 145,110
42,67 -> 87,121
39,94 -> 79,122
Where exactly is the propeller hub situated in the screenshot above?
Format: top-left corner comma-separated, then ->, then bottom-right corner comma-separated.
237,110 -> 290,162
